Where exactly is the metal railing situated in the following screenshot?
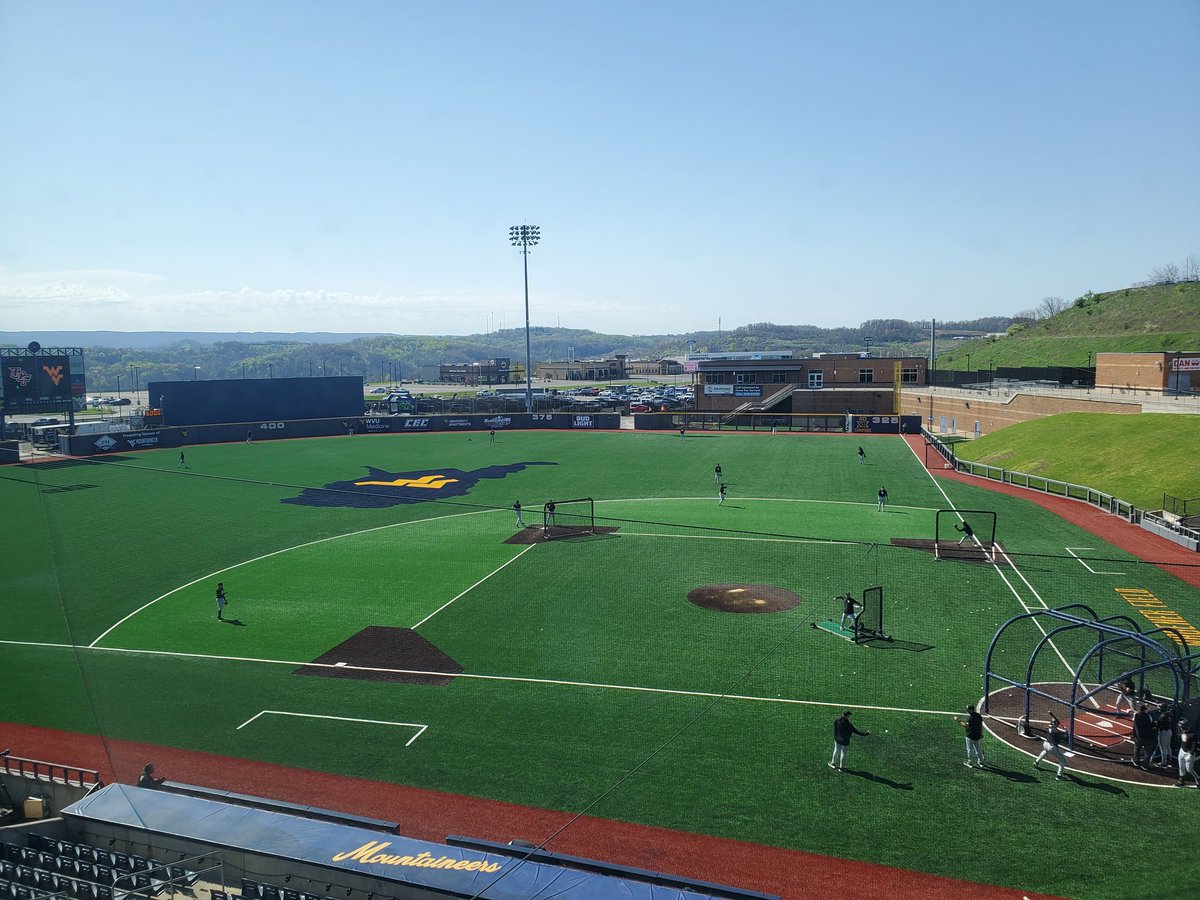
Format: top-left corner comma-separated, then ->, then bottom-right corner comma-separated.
1162,493 -> 1200,519
921,428 -> 1142,523
1,753 -> 102,788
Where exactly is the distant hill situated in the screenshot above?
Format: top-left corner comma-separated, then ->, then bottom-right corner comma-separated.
0,331 -> 388,349
5,316 -> 1010,392
933,283 -> 1200,370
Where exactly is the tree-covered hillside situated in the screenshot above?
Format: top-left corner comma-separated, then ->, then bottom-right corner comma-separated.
934,282 -> 1200,370
57,317 -> 1007,392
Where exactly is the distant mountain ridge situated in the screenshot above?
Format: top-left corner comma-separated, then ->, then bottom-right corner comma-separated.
1,316 -> 1013,391
0,331 -> 388,349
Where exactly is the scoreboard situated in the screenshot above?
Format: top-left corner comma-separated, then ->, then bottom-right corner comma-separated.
1,348 -> 85,413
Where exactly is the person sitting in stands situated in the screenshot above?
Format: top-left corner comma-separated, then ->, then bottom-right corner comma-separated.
137,763 -> 166,788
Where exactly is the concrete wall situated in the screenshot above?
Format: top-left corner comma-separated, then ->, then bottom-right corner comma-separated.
901,388 -> 1141,437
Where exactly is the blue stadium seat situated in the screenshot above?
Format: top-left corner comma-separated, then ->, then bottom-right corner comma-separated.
241,878 -> 262,899
209,890 -> 228,900
261,883 -> 280,900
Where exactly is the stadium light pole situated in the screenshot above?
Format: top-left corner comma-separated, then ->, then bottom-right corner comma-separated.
509,224 -> 541,413
115,372 -> 122,401
192,366 -> 201,381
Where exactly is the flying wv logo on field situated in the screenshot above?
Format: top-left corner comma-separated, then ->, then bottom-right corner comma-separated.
282,462 -> 556,509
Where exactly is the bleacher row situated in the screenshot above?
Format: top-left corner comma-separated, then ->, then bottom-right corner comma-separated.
0,835 -> 379,900
0,834 -> 198,900
236,880 -> 362,900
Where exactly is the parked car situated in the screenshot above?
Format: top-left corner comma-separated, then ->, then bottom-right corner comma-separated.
369,387 -> 387,394
32,417 -> 61,426
113,397 -> 132,405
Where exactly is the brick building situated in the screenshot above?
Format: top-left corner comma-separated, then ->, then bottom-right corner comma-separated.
1095,351 -> 1200,395
692,352 -> 927,415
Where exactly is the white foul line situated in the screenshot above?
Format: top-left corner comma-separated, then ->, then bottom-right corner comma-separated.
1065,547 -> 1126,576
236,710 -> 427,746
0,638 -> 958,719
410,542 -> 539,630
903,437 -> 1088,692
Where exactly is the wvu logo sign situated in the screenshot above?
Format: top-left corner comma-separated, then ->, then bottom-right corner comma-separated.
357,474 -> 458,489
8,366 -> 32,387
42,365 -> 65,385
283,461 -> 556,509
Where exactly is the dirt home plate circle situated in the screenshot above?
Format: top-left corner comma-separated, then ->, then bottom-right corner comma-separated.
687,583 -> 801,613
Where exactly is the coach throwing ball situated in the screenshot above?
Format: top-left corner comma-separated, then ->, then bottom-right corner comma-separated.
829,709 -> 870,771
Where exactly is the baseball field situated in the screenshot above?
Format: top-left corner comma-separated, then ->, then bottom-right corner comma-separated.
2,429 -> 1198,899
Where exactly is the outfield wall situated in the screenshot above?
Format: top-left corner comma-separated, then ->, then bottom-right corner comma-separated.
901,387 -> 1140,437
61,413 -> 621,456
632,413 -> 921,433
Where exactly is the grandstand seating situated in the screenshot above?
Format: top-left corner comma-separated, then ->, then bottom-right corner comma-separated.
0,833 -> 361,900
0,834 -> 202,900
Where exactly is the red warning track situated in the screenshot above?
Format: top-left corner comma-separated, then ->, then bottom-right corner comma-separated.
904,434 -> 1200,588
0,722 -> 1062,900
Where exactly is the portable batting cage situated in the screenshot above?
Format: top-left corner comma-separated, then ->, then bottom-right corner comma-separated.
983,604 -> 1200,750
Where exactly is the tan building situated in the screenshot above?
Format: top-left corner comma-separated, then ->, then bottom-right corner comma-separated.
626,357 -> 683,378
1095,351 -> 1199,395
694,353 -> 927,414
535,354 -> 628,381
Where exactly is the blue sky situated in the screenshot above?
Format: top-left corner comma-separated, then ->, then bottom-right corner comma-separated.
1,1 -> 1196,336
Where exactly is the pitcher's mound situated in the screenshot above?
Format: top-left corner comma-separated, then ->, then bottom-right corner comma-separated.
688,583 -> 801,613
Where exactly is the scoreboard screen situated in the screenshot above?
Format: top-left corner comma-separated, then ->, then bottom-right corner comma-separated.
2,354 -> 75,409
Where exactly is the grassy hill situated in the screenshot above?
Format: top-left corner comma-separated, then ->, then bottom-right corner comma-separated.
949,412 -> 1200,510
936,282 -> 1200,370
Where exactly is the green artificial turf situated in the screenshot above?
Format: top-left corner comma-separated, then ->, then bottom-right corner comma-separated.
2,430 -> 1199,900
